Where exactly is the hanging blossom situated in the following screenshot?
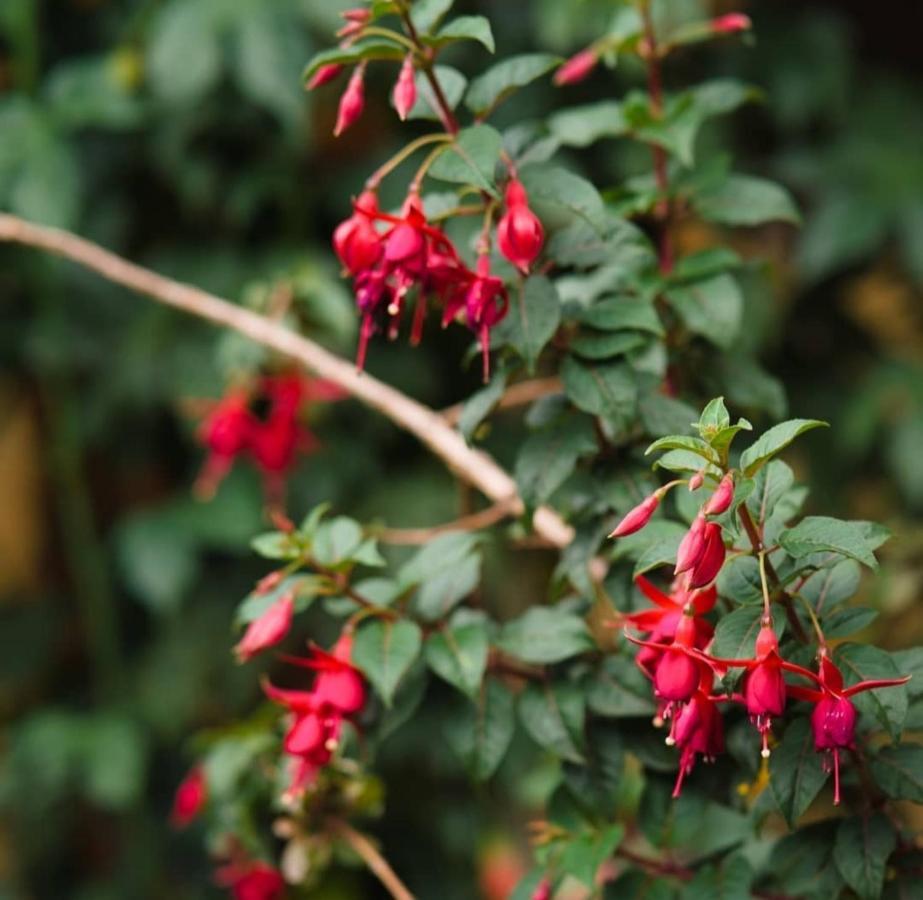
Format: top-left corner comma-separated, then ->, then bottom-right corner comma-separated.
786,652 -> 909,804
170,765 -> 207,829
195,373 -> 343,506
214,859 -> 286,900
263,631 -> 367,801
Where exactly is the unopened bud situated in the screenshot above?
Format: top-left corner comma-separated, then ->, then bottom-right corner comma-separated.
334,66 -> 366,137
307,63 -> 344,91
393,55 -> 417,121
609,493 -> 659,538
553,49 -> 598,86
711,13 -> 752,34
704,473 -> 735,516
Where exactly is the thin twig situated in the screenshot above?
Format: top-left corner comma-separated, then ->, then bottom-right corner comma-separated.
328,819 -> 415,900
441,376 -> 564,426
0,214 -> 575,550
376,498 -> 518,545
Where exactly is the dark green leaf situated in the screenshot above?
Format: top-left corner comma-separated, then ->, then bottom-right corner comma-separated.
465,53 -> 560,116
871,744 -> 923,803
769,717 -> 828,826
800,560 -> 862,614
407,65 -> 467,121
497,607 -> 592,664
560,824 -> 625,887
549,101 -> 629,148
353,619 -> 423,706
518,680 -> 585,762
445,678 -> 514,780
579,296 -> 664,335
413,553 -> 480,622
515,414 -> 597,507
822,607 -> 878,638
518,164 -> 607,232
428,124 -> 502,194
739,419 -> 828,476
695,174 -> 801,226
780,516 -> 883,570
399,532 -> 481,585
835,643 -> 908,740
302,40 -> 403,80
833,814 -> 896,900
425,620 -> 489,700
587,655 -> 656,718
664,274 -> 743,349
561,357 -> 637,431
410,0 -> 454,32
428,15 -> 494,52
312,516 -> 364,567
457,366 -> 507,442
645,434 -> 719,463
712,606 -> 783,659
570,330 -> 648,360
498,275 -> 561,370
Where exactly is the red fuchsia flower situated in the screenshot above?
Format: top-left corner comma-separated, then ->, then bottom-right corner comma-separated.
333,190 -> 383,276
531,878 -> 553,900
703,473 -> 735,516
170,765 -> 207,828
668,672 -> 725,798
195,389 -> 255,499
336,7 -> 371,42
688,522 -> 726,588
461,255 -> 509,381
215,860 -> 286,900
787,653 -> 909,805
497,178 -> 544,274
334,64 -> 366,136
675,513 -> 707,575
553,48 -> 599,86
234,591 -> 295,663
393,54 -> 417,120
609,492 -> 660,538
711,13 -> 752,34
306,63 -> 344,91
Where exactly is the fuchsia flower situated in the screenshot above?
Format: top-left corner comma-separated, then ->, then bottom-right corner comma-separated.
675,513 -> 707,574
215,860 -> 286,900
688,521 -> 726,588
393,55 -> 417,120
669,671 -> 725,798
234,592 -> 295,662
306,63 -> 344,91
461,255 -> 509,381
553,49 -> 599,86
171,765 -> 207,828
787,653 -> 909,804
497,178 -> 544,274
337,7 -> 371,42
711,13 -> 752,34
609,493 -> 660,537
703,473 -> 734,516
263,633 -> 366,800
333,190 -> 383,276
196,390 -> 254,499
334,64 -> 366,136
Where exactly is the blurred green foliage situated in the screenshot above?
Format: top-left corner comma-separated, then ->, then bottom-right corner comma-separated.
0,0 -> 920,897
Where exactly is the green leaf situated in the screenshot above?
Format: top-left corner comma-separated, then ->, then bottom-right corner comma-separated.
147,0 -> 221,104
497,607 -> 592,664
561,357 -> 637,431
653,449 -> 722,477
425,621 -> 489,700
780,516 -> 882,570
684,854 -> 754,900
518,681 -> 585,762
570,331 -> 648,360
428,124 -> 502,194
352,619 -> 423,706
407,65 -> 467,121
695,174 -> 801,227
413,553 -> 480,622
445,679 -> 514,780
464,53 -> 560,116
457,366 -> 507,442
639,394 -> 701,439
302,40 -> 403,81
548,101 -> 629,148
822,607 -> 878,639
497,275 -> 562,371
739,419 -> 828,476
250,530 -> 300,560
712,606 -> 783,659
518,164 -> 607,233
312,516 -> 364,567
768,822 -> 843,898
871,744 -> 923,803
799,559 -> 861,613
579,296 -> 664,335
716,556 -> 763,605
664,273 -> 743,349
428,15 -> 494,52
769,717 -> 828,826
645,434 -> 719,463
399,532 -> 481,586
514,414 -> 597,507
587,655 -> 656,718
696,397 -> 731,435
411,0 -> 454,32
235,574 -> 324,625
835,643 -> 908,740
746,460 -> 795,524
631,523 -> 689,578
833,814 -> 896,900
560,824 -> 625,887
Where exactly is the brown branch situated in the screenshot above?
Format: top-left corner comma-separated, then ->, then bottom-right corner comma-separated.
328,819 -> 415,900
376,498 -> 518,545
441,376 -> 564,427
737,504 -> 809,643
0,213 -> 574,550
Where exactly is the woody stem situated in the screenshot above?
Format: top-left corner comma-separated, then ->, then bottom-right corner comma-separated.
328,819 -> 415,900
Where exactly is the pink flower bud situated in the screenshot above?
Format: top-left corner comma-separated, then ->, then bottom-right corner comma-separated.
255,570 -> 284,595
703,474 -> 734,516
553,49 -> 598,86
393,55 -> 417,121
214,860 -> 286,900
609,493 -> 659,538
688,470 -> 704,491
531,878 -> 552,900
234,592 -> 295,662
675,514 -> 707,575
497,179 -> 544,273
333,191 -> 382,275
654,647 -> 700,702
811,695 -> 857,750
688,522 -> 725,588
307,62 -> 344,91
711,13 -> 752,34
170,765 -> 207,828
334,66 -> 365,136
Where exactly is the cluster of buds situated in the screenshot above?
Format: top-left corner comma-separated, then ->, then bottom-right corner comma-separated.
334,186 -> 532,379
307,8 -> 418,135
613,473 -> 909,801
195,373 -> 343,505
263,631 -> 367,801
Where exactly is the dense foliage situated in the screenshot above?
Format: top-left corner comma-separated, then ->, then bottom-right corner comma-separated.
1,1 -> 921,899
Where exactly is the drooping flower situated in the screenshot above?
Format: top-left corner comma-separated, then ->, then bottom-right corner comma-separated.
333,190 -> 383,276
306,63 -> 344,91
171,765 -> 207,828
461,255 -> 509,381
553,49 -> 598,86
234,591 -> 295,662
195,389 -> 254,499
393,54 -> 417,120
688,522 -> 726,588
334,64 -> 366,136
703,473 -> 735,516
214,859 -> 286,900
609,493 -> 660,538
675,513 -> 707,574
669,674 -> 725,798
497,178 -> 544,274
787,652 -> 909,804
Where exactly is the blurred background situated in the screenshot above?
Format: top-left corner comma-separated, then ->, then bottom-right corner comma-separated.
0,0 -> 920,897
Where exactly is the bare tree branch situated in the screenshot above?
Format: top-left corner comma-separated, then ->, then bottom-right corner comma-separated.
0,213 -> 574,548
